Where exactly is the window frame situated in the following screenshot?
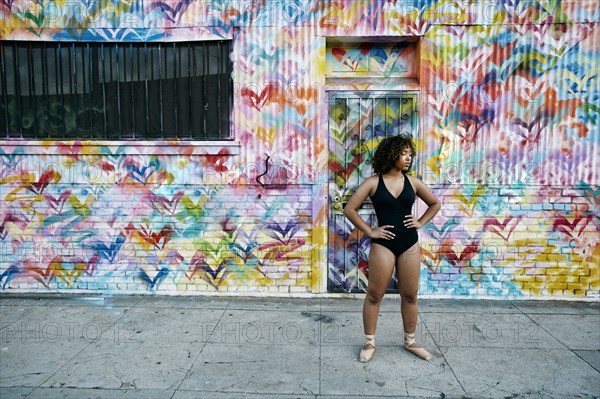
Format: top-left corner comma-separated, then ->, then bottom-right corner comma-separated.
0,40 -> 234,142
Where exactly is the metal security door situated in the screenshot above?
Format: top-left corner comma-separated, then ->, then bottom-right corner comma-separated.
328,92 -> 417,293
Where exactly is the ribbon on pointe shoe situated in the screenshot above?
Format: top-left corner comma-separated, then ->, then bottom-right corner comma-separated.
404,332 -> 432,361
359,334 -> 375,363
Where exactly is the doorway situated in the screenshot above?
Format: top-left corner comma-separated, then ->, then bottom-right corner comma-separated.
327,91 -> 418,293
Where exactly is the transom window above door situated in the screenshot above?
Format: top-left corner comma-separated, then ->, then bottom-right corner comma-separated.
326,40 -> 417,78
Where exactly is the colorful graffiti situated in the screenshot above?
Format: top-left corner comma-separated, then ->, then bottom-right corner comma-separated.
0,1 -> 598,298
0,145 -> 314,291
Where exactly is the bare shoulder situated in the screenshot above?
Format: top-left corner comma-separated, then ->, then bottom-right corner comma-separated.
345,175 -> 379,210
408,174 -> 434,196
406,174 -> 439,205
405,174 -> 423,190
353,175 -> 377,197
365,175 -> 379,184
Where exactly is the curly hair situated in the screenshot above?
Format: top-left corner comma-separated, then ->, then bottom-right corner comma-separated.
372,134 -> 416,175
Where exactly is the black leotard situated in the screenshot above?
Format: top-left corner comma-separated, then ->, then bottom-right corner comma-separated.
369,174 -> 418,257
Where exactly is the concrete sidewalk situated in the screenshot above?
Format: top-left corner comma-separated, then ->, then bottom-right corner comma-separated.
0,294 -> 598,399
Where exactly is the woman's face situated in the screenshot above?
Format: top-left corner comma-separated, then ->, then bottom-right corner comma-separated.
395,146 -> 413,172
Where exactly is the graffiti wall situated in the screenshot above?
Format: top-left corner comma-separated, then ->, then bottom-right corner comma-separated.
0,1 -> 598,298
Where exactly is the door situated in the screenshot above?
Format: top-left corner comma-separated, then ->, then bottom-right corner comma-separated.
328,91 -> 418,293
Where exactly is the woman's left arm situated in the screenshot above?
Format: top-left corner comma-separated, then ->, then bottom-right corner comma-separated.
404,176 -> 441,229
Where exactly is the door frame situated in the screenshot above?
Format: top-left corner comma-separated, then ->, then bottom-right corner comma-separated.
326,89 -> 421,293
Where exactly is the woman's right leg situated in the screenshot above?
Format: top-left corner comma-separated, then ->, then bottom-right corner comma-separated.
360,243 -> 395,362
363,243 -> 396,336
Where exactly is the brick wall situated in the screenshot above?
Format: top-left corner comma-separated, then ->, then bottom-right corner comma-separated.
419,185 -> 598,298
0,151 -> 315,294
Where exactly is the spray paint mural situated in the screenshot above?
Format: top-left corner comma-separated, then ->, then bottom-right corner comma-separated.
0,1 -> 598,298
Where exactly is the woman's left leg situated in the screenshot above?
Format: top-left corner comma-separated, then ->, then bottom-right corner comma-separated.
396,243 -> 420,332
396,243 -> 432,360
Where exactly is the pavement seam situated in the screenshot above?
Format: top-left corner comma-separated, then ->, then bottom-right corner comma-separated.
418,312 -> 468,398
26,299 -> 139,395
510,300 -> 571,351
168,299 -> 231,399
118,295 -> 145,309
521,309 -> 600,372
570,350 -> 600,373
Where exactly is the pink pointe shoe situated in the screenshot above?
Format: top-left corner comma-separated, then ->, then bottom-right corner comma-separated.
359,334 -> 375,363
404,332 -> 432,361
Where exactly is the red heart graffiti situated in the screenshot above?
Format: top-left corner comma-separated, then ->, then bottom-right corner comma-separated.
440,239 -> 480,267
483,216 -> 523,241
552,216 -> 593,238
44,191 -> 71,214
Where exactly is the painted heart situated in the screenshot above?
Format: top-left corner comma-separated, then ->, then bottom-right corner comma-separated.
155,0 -> 193,22
258,238 -> 305,262
186,251 -> 232,289
82,253 -> 100,277
62,261 -> 88,285
578,183 -> 600,208
68,194 -> 94,219
426,218 -> 460,242
1,213 -> 30,240
440,239 -> 480,268
186,251 -> 210,279
241,86 -> 265,111
147,191 -> 184,215
155,249 -> 184,268
84,183 -> 107,199
265,221 -> 301,240
177,195 -> 207,222
30,170 -> 60,195
44,191 -> 71,214
454,186 -> 486,217
230,242 -> 261,263
189,255 -> 226,281
421,245 -> 442,272
138,266 -> 170,289
136,225 -> 175,250
483,216 -> 523,241
124,158 -> 160,185
328,153 -> 363,186
1,1 -> 16,12
0,265 -> 20,289
96,28 -> 141,41
100,147 -> 127,168
25,258 -> 69,288
0,147 -> 23,172
203,148 -> 231,174
256,126 -> 279,147
552,216 -> 593,238
90,234 -> 126,263
27,268 -> 55,287
57,141 -> 82,159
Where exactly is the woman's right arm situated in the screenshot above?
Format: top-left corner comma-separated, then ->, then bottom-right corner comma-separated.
343,176 -> 390,239
344,177 -> 395,240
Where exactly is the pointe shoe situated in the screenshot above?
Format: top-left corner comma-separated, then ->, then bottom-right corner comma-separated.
404,332 -> 432,361
359,335 -> 376,363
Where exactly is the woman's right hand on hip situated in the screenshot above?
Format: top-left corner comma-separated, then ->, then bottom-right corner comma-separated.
368,225 -> 395,240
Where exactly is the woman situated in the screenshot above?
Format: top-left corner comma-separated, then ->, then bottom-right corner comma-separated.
343,135 -> 441,362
